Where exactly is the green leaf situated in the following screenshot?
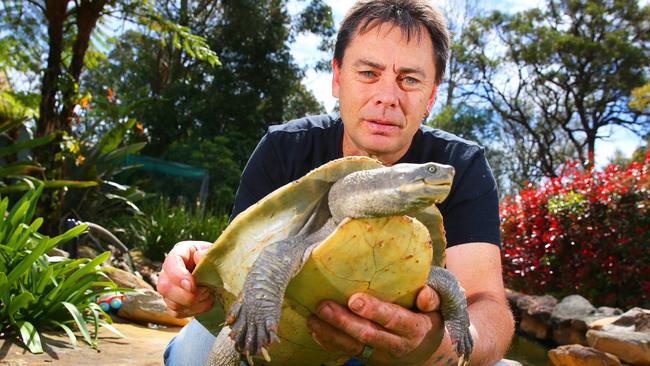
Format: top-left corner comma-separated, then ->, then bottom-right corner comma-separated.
43,180 -> 98,189
0,133 -> 56,158
0,162 -> 45,177
99,321 -> 126,339
8,291 -> 35,317
17,320 -> 43,354
51,320 -> 78,348
62,302 -> 94,348
102,142 -> 146,163
97,119 -> 136,155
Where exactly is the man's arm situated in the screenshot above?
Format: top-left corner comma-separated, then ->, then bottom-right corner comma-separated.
307,242 -> 514,366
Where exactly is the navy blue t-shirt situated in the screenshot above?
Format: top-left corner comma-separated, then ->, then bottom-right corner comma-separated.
231,113 -> 500,247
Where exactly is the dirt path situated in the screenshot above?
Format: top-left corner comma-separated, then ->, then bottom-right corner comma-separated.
0,322 -> 181,366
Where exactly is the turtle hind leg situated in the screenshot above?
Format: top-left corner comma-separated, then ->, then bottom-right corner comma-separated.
426,266 -> 473,366
204,326 -> 240,366
226,235 -> 311,360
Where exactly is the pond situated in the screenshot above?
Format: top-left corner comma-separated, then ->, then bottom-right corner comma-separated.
505,333 -> 553,365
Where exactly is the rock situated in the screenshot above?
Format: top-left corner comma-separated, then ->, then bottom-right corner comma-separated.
610,308 -> 650,333
587,329 -> 650,366
548,344 -> 621,366
552,295 -> 597,321
515,294 -> 557,340
589,317 -> 621,331
117,288 -> 190,327
105,267 -> 154,290
552,295 -> 598,345
596,307 -> 623,317
47,247 -> 69,257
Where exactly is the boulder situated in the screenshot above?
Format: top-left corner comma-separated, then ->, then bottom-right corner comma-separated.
118,288 -> 191,327
552,295 -> 597,322
514,293 -> 557,340
587,329 -> 650,366
548,344 -> 620,366
609,308 -> 650,333
552,295 -> 597,345
105,267 -> 154,290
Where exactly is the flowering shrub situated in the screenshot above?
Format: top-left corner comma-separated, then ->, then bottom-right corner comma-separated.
501,153 -> 650,308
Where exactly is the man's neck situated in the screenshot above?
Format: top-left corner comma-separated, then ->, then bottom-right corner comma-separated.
341,134 -> 407,166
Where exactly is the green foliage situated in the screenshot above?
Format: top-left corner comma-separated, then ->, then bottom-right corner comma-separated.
0,185 -> 124,353
107,197 -> 228,261
60,118 -> 147,223
630,81 -> 650,111
82,0 -> 333,212
159,136 -> 240,212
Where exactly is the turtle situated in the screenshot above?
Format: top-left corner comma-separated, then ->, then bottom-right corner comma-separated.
192,156 -> 472,366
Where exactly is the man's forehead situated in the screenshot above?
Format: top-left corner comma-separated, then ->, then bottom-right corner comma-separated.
353,19 -> 428,47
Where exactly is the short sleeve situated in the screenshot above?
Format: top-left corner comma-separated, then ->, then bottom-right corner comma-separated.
230,133 -> 284,221
441,147 -> 501,247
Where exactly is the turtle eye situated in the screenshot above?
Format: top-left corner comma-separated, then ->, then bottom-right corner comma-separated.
427,166 -> 437,173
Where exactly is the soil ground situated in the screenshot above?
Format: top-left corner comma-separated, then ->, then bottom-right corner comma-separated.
0,322 -> 181,366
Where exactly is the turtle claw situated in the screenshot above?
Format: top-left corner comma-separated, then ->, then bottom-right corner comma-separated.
448,321 -> 473,366
226,293 -> 281,361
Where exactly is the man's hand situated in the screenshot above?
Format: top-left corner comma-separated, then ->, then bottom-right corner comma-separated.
157,240 -> 214,318
307,286 -> 445,366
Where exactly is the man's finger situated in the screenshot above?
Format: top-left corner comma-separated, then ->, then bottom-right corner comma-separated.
347,293 -> 429,338
415,286 -> 440,313
163,292 -> 213,318
308,315 -> 364,356
317,300 -> 406,347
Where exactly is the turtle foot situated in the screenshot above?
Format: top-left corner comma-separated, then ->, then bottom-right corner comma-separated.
226,295 -> 281,360
447,320 -> 473,366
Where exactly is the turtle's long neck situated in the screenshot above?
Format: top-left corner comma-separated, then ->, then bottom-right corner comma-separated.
327,169 -> 419,223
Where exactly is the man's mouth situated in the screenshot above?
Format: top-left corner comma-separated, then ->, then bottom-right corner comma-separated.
365,119 -> 400,132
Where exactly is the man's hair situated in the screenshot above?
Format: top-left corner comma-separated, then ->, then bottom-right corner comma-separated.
334,0 -> 450,86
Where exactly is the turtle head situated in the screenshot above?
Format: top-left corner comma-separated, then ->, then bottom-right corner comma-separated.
328,162 -> 455,221
393,162 -> 454,202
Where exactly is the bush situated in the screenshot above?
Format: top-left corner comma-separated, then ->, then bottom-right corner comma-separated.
108,197 -> 228,261
0,184 -> 123,353
501,153 -> 649,308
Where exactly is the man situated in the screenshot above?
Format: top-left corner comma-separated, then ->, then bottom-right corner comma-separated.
159,1 -> 514,365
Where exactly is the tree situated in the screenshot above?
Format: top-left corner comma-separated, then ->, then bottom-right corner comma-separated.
0,0 -> 217,139
82,0 -> 334,212
460,0 -> 650,184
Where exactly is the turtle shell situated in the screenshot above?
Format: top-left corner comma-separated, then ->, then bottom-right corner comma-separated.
193,156 -> 448,365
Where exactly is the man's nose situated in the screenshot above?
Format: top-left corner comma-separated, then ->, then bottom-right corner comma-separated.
373,77 -> 400,108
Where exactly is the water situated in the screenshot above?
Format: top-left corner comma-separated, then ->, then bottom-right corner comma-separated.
505,333 -> 552,366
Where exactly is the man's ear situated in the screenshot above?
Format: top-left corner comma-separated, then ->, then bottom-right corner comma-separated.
332,58 -> 341,98
426,84 -> 438,113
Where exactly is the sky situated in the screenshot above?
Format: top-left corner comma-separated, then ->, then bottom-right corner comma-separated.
288,0 -> 646,166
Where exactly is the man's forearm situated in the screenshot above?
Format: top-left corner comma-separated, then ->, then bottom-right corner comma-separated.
425,294 -> 514,366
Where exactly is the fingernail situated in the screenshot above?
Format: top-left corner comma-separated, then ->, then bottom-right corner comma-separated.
318,304 -> 333,319
311,332 -> 324,347
350,298 -> 364,312
181,279 -> 192,291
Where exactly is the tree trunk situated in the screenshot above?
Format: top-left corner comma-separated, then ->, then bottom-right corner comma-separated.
37,0 -> 69,137
59,0 -> 107,128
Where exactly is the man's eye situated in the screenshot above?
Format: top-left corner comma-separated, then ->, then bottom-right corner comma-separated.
360,71 -> 375,78
402,76 -> 419,85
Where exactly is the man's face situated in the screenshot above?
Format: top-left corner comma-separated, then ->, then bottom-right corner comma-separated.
333,22 -> 438,165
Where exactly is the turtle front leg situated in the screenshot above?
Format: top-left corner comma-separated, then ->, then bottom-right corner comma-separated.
226,236 -> 309,363
426,266 -> 473,366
